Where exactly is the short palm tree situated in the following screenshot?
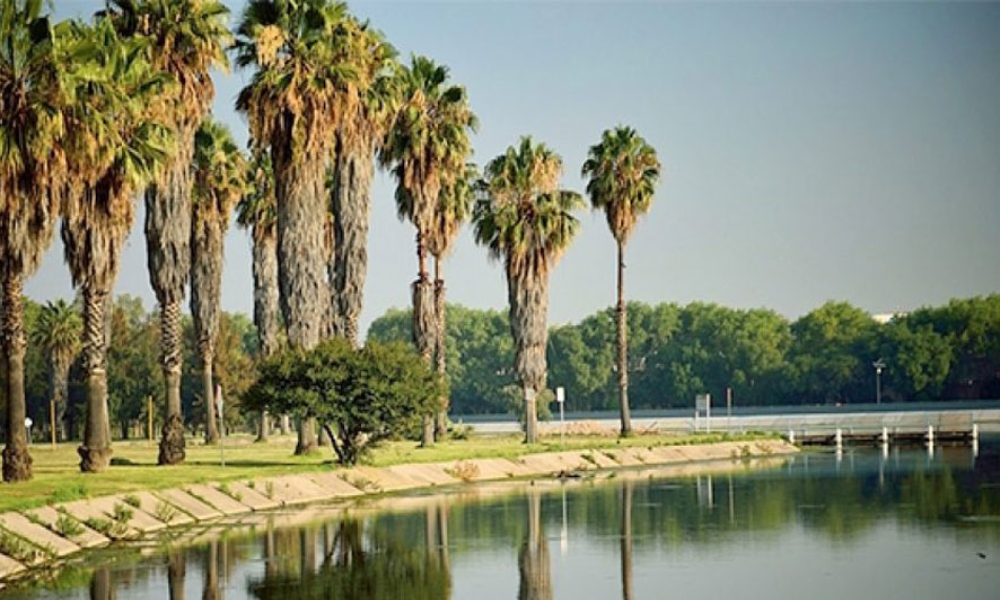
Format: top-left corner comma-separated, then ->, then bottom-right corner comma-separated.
236,151 -> 281,440
582,126 -> 661,436
235,0 -> 358,454
31,299 -> 82,443
59,18 -> 172,471
380,55 -> 477,445
102,0 -> 231,466
0,0 -> 69,482
473,137 -> 582,443
327,20 -> 397,346
190,119 -> 246,444
426,162 -> 478,436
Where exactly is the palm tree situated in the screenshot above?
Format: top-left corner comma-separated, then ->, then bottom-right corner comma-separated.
236,151 -> 282,441
102,0 -> 231,466
327,19 -> 397,346
380,55 -> 477,445
235,0 -> 358,455
60,18 -> 173,472
473,137 -> 582,444
582,126 -> 660,436
426,162 -> 478,436
1,0 -> 69,482
31,299 -> 82,442
191,119 -> 246,444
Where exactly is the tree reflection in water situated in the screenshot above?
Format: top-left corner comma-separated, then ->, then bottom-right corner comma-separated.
518,489 -> 552,600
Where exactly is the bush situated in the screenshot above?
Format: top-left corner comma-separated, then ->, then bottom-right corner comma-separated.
244,338 -> 442,465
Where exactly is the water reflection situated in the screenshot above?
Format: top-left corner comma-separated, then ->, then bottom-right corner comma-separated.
7,442 -> 999,600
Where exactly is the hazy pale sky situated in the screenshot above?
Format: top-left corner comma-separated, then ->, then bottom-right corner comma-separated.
30,1 -> 1000,333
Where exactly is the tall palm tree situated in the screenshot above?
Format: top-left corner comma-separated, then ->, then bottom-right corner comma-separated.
327,19 -> 397,347
60,18 -> 173,472
31,299 -> 82,442
236,0 -> 358,455
473,137 -> 582,444
102,0 -> 231,466
191,119 -> 246,444
582,126 -> 660,436
380,55 -> 477,445
425,162 -> 478,436
1,0 -> 69,482
236,151 -> 282,441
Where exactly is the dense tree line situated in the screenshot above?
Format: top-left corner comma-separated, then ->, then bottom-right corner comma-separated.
370,295 -> 1000,414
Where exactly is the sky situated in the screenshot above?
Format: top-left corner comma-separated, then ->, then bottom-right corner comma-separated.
30,0 -> 1000,335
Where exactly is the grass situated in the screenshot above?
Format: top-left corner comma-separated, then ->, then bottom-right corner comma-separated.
0,430 -> 775,514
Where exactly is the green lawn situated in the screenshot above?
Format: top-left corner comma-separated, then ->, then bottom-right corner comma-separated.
0,430 -> 772,513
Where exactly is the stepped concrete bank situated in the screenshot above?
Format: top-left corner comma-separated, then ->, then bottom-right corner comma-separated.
0,439 -> 796,586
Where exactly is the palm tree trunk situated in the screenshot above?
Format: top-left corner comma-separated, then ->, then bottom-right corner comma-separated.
90,567 -> 115,600
158,298 -> 186,465
53,357 -> 71,442
252,228 -> 280,443
509,265 -> 549,444
518,490 -> 552,600
413,255 -> 436,447
168,550 -> 186,600
616,240 -> 631,436
1,272 -> 32,482
621,481 -> 634,600
331,151 -> 373,347
202,540 -> 219,600
433,257 -> 448,439
79,286 -> 113,472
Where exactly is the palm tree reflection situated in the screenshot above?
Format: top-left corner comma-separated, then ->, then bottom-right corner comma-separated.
518,489 -> 552,600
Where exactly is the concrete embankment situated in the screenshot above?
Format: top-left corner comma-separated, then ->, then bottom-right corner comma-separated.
0,439 -> 796,586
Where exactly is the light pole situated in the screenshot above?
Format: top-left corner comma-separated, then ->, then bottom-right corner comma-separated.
873,359 -> 885,405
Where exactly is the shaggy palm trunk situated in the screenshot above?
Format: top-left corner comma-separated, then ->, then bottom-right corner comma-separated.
275,152 -> 326,454
252,230 -> 280,442
1,273 -> 32,482
616,240 -> 631,436
52,355 -> 71,442
330,150 -> 373,346
200,349 -> 218,444
191,212 -> 225,445
148,155 -> 193,466
518,490 -> 552,600
433,258 -> 448,438
79,287 -> 113,472
413,234 -> 436,447
508,265 -> 550,444
621,481 -> 634,600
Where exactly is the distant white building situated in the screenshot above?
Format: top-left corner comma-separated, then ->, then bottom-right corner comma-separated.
871,312 -> 907,324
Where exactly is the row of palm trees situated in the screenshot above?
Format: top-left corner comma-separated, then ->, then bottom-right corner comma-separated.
0,0 -> 661,482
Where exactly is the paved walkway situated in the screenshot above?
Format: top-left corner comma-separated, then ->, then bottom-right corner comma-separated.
0,439 -> 795,586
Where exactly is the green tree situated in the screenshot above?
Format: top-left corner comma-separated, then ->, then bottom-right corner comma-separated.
473,136 -> 583,442
30,299 -> 81,442
244,338 -> 441,465
379,54 -> 477,446
236,0 -> 357,454
1,0 -> 68,481
582,125 -> 661,435
878,319 -> 952,401
103,0 -> 232,466
106,295 -> 162,440
190,119 -> 246,444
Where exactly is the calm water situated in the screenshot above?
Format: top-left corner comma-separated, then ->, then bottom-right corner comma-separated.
7,439 -> 1000,600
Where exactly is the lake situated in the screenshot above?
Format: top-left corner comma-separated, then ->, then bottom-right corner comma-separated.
6,438 -> 999,599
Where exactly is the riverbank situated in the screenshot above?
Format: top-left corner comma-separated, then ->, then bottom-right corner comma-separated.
0,437 -> 797,586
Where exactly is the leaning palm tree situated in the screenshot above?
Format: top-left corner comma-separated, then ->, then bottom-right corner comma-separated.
327,20 -> 397,346
102,0 -> 231,465
380,55 -> 477,445
60,18 -> 173,472
236,151 -> 282,440
0,0 -> 69,482
425,162 -> 478,436
190,119 -> 246,444
473,137 -> 582,444
235,0 -> 358,454
582,126 -> 661,436
31,299 -> 82,442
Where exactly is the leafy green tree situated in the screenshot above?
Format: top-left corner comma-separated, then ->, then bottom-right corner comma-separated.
878,319 -> 952,401
30,299 -> 82,442
244,338 -> 441,465
582,125 -> 661,435
1,0 -> 68,481
473,136 -> 583,442
106,295 -> 162,440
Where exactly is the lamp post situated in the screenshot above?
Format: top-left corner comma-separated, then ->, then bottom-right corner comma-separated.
873,359 -> 885,405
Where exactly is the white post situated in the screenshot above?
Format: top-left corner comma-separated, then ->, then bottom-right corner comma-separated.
926,424 -> 934,446
556,387 -> 565,449
972,423 -> 979,443
881,426 -> 889,446
215,384 -> 225,468
835,428 -> 843,451
788,430 -> 795,444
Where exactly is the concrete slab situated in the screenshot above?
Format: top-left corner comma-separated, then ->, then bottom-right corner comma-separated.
0,512 -> 80,557
225,481 -> 281,511
184,484 -> 251,516
58,498 -> 141,540
155,489 -> 223,521
124,491 -> 194,527
387,464 -> 459,487
0,553 -> 25,580
598,448 -> 644,467
263,475 -> 332,506
621,448 -> 655,465
576,449 -> 619,469
22,506 -> 108,549
306,472 -> 365,498
340,466 -> 414,493
517,453 -> 574,475
104,495 -> 169,533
